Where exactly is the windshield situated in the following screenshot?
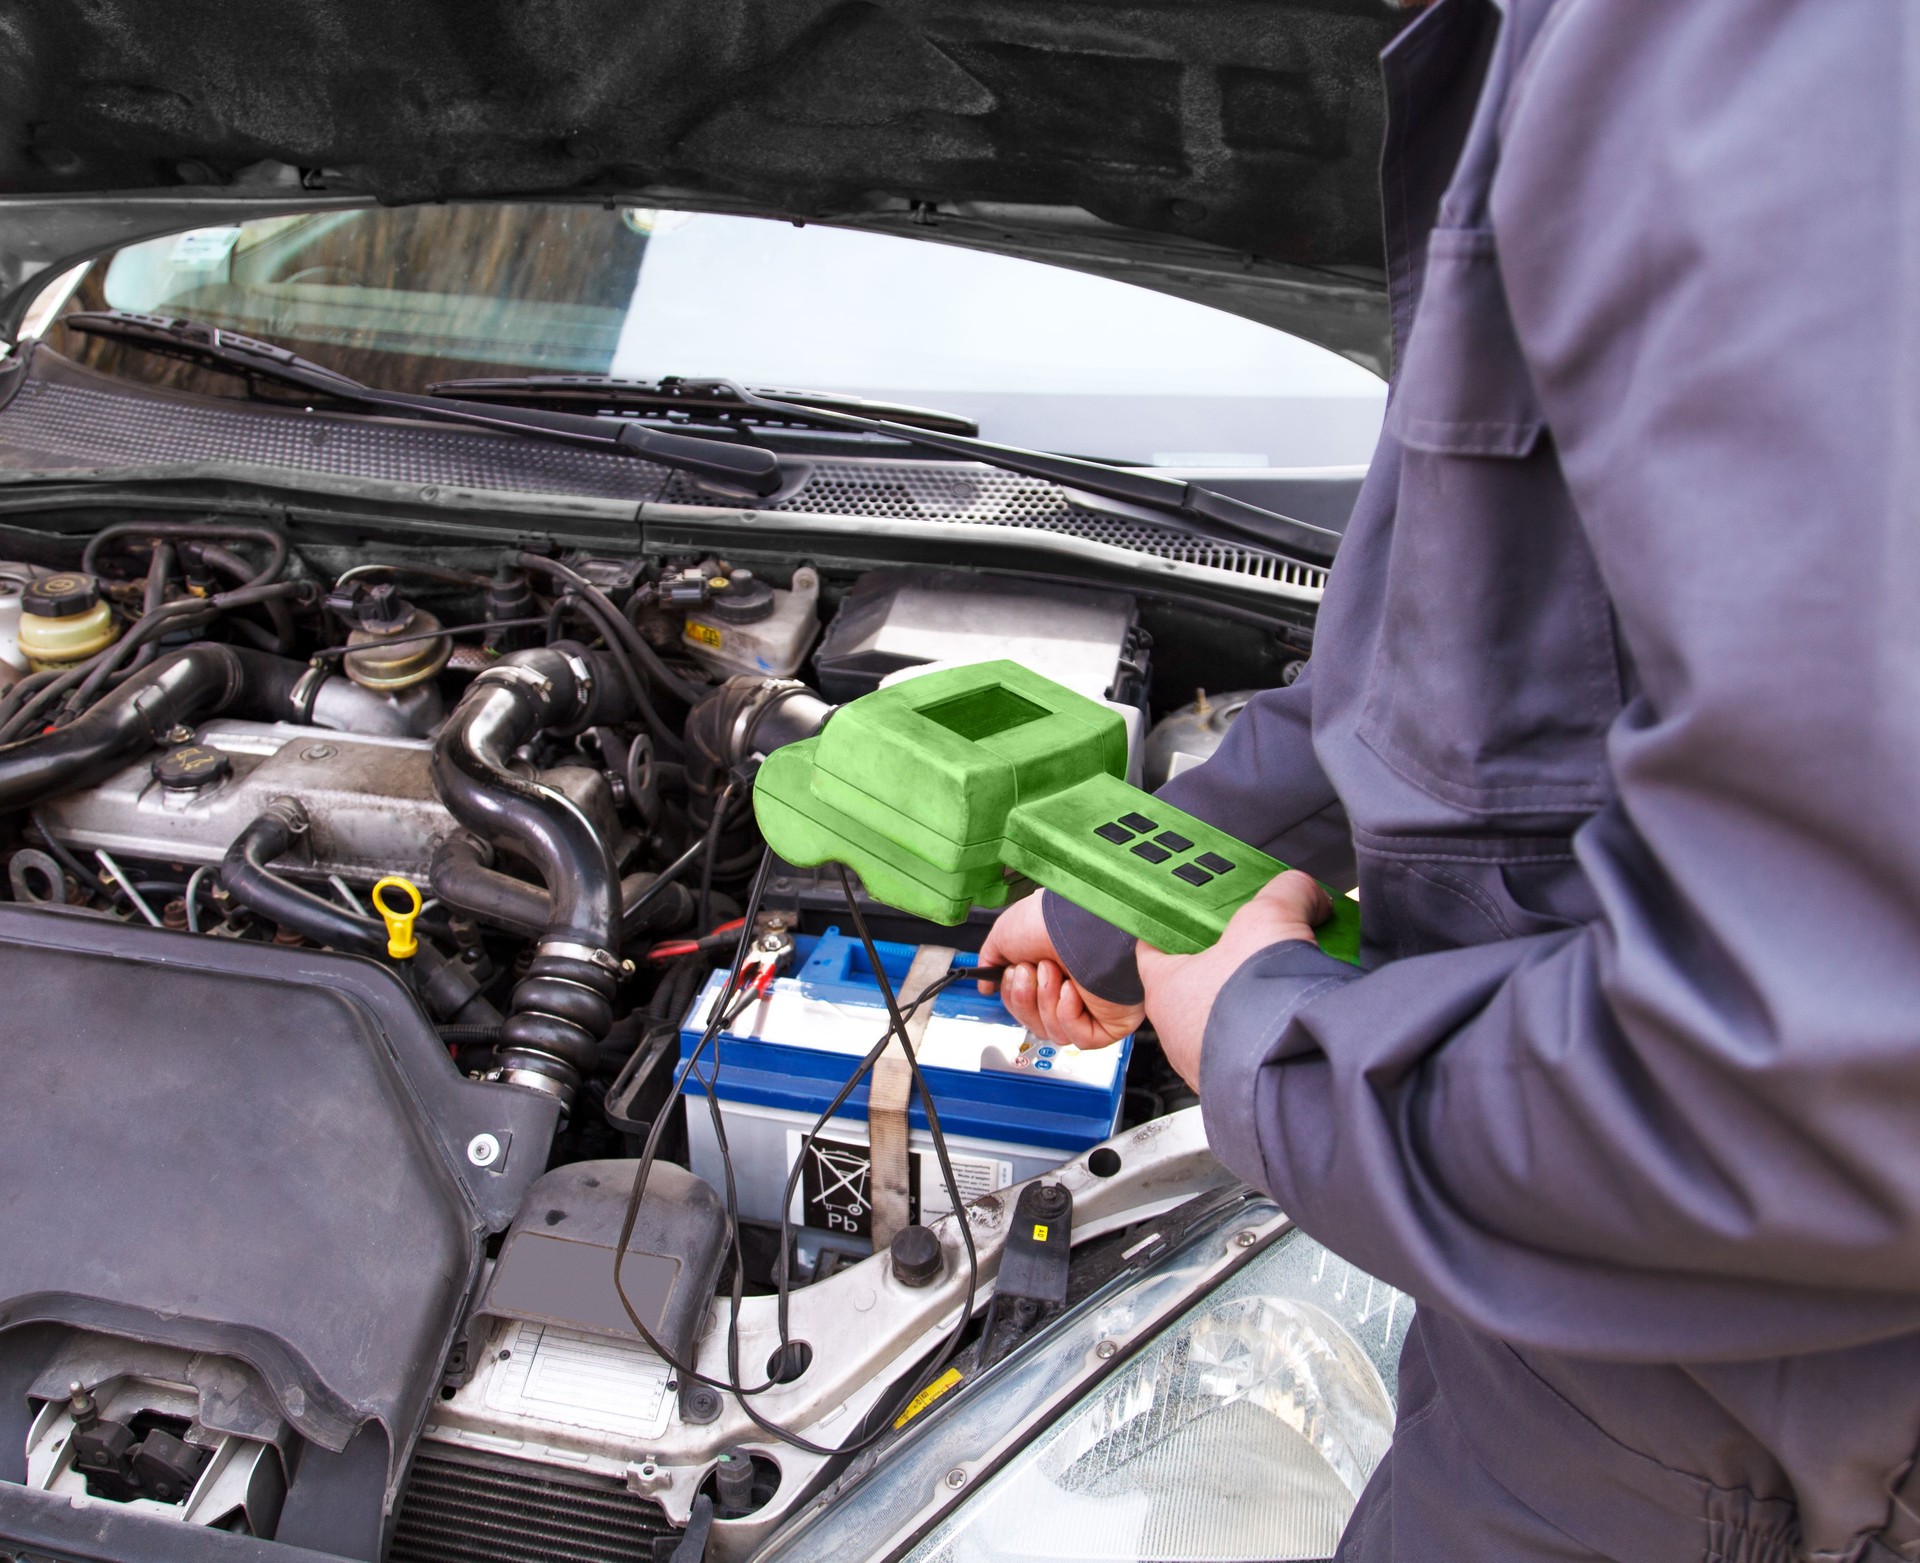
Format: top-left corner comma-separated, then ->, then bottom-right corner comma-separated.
47,204 -> 1383,468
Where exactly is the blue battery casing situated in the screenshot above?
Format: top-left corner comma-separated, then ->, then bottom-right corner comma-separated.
677,928 -> 1131,1152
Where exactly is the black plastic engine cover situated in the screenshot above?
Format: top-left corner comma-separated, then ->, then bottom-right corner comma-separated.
476,1160 -> 728,1367
0,903 -> 559,1524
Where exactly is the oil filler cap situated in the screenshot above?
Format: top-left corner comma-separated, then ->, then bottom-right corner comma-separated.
152,744 -> 231,791
22,573 -> 99,619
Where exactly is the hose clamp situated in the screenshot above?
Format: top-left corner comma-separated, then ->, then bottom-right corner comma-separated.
560,650 -> 594,710
536,939 -> 633,977
496,1066 -> 574,1104
471,662 -> 554,700
290,663 -> 331,724
731,678 -> 809,763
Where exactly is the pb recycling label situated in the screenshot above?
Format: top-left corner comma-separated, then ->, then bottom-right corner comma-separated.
789,1131 -> 1011,1238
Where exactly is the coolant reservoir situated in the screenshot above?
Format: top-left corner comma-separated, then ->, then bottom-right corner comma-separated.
18,573 -> 117,672
681,566 -> 820,679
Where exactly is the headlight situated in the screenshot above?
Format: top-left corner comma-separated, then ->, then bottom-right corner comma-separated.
903,1251 -> 1396,1562
753,1202 -> 1410,1563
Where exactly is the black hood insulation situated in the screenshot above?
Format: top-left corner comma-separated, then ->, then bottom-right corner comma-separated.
0,2 -> 1401,365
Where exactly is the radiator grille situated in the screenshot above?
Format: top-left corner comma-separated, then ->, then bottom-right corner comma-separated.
386,1445 -> 679,1563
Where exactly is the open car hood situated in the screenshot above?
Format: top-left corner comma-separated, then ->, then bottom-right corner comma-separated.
0,0 -> 1400,370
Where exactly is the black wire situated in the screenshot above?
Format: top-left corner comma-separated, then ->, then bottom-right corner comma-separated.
307,614 -> 550,660
772,966 -> 969,1346
27,813 -> 105,895
613,854 -> 778,1391
609,855 -> 985,1457
694,778 -> 740,931
516,553 -> 703,736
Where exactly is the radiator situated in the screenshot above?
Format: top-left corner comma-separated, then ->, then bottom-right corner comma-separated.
387,1445 -> 681,1563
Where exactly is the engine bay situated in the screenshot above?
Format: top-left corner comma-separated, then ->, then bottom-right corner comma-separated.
0,517 -> 1305,1562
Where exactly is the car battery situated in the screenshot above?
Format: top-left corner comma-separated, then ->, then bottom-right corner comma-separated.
678,927 -> 1131,1253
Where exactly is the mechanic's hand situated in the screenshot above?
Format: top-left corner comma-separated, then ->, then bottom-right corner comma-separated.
1137,870 -> 1332,1092
978,891 -> 1145,1050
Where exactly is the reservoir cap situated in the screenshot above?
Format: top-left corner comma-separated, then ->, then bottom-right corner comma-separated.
22,574 -> 99,619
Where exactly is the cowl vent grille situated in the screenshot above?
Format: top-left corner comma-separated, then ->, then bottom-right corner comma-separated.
0,375 -> 1327,595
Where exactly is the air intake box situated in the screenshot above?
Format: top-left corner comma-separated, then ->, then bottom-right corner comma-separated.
0,905 -> 558,1559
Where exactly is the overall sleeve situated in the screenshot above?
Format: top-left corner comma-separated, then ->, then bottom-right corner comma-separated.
1201,0 -> 1920,1361
1043,659 -> 1352,1002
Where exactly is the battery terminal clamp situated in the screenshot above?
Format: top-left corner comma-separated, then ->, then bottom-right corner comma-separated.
752,660 -> 1359,961
371,875 -> 422,959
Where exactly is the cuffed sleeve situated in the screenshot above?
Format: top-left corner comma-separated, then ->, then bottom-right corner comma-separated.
1042,888 -> 1142,1004
1198,939 -> 1361,1190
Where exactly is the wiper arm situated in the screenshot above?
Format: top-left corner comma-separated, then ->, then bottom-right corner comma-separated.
691,380 -> 1339,563
426,374 -> 981,438
432,374 -> 1341,563
62,312 -> 784,498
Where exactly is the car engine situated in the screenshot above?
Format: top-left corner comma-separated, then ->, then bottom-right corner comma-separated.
0,523 -> 1266,1562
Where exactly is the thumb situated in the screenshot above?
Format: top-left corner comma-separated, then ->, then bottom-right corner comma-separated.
1243,869 -> 1334,931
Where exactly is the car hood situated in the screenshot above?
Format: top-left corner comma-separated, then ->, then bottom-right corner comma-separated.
0,0 -> 1400,370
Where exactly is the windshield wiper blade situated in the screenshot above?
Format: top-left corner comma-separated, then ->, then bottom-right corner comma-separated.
431,374 -> 1340,562
426,375 -> 981,438
685,378 -> 1339,563
62,312 -> 785,498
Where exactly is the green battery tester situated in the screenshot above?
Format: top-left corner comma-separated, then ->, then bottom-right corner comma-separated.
753,660 -> 1361,963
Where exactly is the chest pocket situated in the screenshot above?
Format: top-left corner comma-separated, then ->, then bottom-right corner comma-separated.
1357,225 -> 1623,823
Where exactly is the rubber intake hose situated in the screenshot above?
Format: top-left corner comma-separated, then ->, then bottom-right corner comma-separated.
221,798 -> 388,957
430,646 -> 629,1106
429,833 -> 695,945
0,644 -> 312,813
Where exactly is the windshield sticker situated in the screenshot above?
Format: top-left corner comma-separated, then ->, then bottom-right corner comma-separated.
167,227 -> 242,267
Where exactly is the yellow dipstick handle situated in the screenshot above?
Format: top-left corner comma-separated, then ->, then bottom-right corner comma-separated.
371,876 -> 423,959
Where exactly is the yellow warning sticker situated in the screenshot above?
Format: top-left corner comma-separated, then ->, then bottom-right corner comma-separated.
1032,1223 -> 1050,1242
893,1366 -> 964,1429
685,621 -> 724,649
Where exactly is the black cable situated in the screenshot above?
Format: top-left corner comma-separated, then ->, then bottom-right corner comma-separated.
695,778 -> 740,931
518,553 -> 708,707
621,833 -> 720,933
771,966 -> 969,1347
27,812 -> 105,895
81,521 -> 287,585
306,614 -> 551,661
64,543 -> 175,713
614,855 -> 779,1390
609,856 -> 953,1442
608,854 -> 989,1457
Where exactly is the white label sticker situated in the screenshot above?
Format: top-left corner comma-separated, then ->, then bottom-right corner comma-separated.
784,1128 -> 1011,1233
482,1320 -> 673,1440
167,227 -> 242,266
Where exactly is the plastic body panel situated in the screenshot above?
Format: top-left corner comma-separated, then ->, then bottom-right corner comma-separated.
0,902 -> 558,1545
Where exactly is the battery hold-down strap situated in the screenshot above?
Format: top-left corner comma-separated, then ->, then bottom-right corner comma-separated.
871,943 -> 955,1249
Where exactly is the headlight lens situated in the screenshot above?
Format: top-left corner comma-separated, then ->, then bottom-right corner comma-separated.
748,1203 -> 1409,1563
903,1258 -> 1396,1562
